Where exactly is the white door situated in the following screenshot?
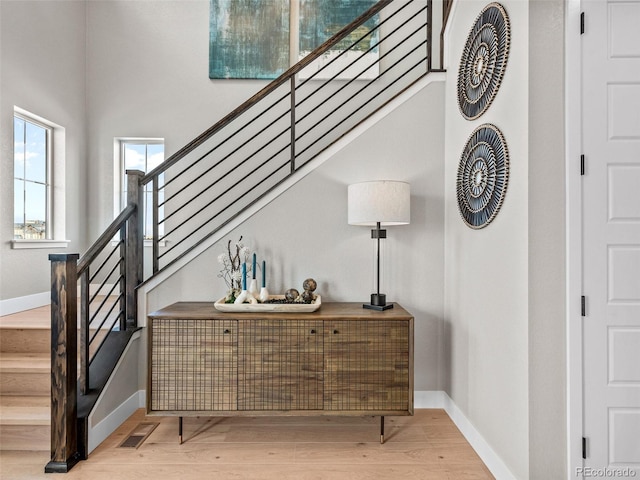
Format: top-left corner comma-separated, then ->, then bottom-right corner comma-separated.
582,0 -> 640,476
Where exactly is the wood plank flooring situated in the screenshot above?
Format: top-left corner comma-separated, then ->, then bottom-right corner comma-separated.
1,409 -> 494,480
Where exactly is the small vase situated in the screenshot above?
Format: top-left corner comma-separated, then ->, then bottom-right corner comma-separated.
234,290 -> 248,304
248,278 -> 259,300
259,286 -> 270,303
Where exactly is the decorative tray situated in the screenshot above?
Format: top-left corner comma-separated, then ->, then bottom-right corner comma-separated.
214,295 -> 321,313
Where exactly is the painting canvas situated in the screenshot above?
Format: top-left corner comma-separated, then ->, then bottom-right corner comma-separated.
210,0 -> 290,79
298,0 -> 379,79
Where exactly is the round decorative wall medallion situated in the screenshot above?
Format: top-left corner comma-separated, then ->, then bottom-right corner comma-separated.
457,3 -> 510,120
456,124 -> 509,229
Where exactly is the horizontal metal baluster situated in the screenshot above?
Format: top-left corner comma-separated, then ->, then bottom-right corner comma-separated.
88,307 -> 125,364
297,52 -> 427,159
296,25 -> 427,134
155,160 -> 291,272
298,40 -> 426,148
88,240 -> 122,286
158,90 -> 291,191
88,276 -> 123,326
160,110 -> 291,215
159,143 -> 292,260
89,293 -> 125,346
297,1 -> 420,96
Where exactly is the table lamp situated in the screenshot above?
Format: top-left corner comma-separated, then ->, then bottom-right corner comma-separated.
348,180 -> 410,310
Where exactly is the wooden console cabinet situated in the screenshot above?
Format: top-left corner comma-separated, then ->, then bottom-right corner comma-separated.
147,302 -> 413,441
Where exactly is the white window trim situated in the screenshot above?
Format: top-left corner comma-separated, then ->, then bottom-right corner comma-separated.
114,137 -> 165,247
11,107 -> 67,250
12,239 -> 71,250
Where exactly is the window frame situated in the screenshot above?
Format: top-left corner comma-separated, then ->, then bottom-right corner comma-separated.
114,138 -> 165,242
11,108 -> 69,250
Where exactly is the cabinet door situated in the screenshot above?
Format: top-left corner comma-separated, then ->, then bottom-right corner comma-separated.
238,320 -> 324,411
324,320 -> 410,412
150,319 -> 237,412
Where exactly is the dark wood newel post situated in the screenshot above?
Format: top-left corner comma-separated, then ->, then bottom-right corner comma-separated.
46,253 -> 81,473
125,169 -> 144,330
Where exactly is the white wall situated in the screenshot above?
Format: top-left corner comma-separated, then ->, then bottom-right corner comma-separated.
443,1 -> 530,478
0,0 -> 87,301
528,0 -> 566,477
443,0 -> 567,478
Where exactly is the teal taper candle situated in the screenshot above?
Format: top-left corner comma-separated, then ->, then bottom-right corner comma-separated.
242,262 -> 246,290
252,253 -> 257,279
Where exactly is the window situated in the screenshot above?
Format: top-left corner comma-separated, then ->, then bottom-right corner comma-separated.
13,114 -> 52,240
117,139 -> 164,240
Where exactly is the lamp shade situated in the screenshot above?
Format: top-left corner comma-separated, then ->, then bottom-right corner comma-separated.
348,181 -> 410,226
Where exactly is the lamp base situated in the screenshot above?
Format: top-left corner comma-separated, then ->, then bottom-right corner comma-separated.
363,294 -> 394,311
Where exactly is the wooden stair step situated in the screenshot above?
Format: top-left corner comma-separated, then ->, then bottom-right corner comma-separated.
0,396 -> 50,451
0,424 -> 50,451
0,352 -> 50,372
0,327 -> 50,354
0,396 -> 50,425
0,353 -> 50,396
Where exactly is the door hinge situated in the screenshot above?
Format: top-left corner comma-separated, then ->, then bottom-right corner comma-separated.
581,296 -> 586,317
582,436 -> 587,459
580,12 -> 585,34
581,155 -> 585,175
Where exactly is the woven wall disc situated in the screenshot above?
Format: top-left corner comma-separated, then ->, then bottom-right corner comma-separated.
456,124 -> 509,229
457,3 -> 510,120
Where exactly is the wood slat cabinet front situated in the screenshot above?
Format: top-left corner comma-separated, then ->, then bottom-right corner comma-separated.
147,302 -> 414,417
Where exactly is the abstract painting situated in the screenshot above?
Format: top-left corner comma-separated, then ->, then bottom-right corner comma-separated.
209,0 -> 290,79
298,0 -> 379,79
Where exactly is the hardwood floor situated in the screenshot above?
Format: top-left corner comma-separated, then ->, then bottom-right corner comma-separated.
1,409 -> 494,480
1,306 -> 494,479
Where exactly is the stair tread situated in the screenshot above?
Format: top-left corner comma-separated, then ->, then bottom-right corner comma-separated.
0,353 -> 50,373
0,396 -> 50,408
0,395 -> 50,426
0,306 -> 52,329
0,403 -> 50,425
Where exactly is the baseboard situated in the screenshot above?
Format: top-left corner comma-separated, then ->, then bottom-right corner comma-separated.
88,389 -> 145,453
87,330 -> 143,453
415,391 -> 516,480
0,291 -> 50,316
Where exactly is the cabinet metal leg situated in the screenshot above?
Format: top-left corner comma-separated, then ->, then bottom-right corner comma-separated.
179,416 -> 183,444
380,416 -> 385,444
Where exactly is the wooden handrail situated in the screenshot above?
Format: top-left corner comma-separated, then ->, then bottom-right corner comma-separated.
140,0 -> 393,185
77,204 -> 135,275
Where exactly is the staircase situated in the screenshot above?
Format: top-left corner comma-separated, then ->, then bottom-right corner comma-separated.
39,0 -> 444,472
0,306 -> 51,452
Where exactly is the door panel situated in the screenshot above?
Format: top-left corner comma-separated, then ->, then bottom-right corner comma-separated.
150,319 -> 238,412
237,319 -> 324,411
582,0 -> 640,474
324,320 -> 409,411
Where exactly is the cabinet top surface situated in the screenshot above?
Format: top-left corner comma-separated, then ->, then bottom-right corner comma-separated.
149,302 -> 413,321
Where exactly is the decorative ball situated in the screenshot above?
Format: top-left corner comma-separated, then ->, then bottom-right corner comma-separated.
302,278 -> 317,292
301,290 -> 315,304
285,288 -> 299,302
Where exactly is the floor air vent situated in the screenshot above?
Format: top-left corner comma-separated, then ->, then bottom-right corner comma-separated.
118,422 -> 159,449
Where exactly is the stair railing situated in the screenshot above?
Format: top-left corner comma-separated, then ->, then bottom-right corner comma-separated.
46,170 -> 143,472
48,0 -> 436,471
141,0 -> 434,277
